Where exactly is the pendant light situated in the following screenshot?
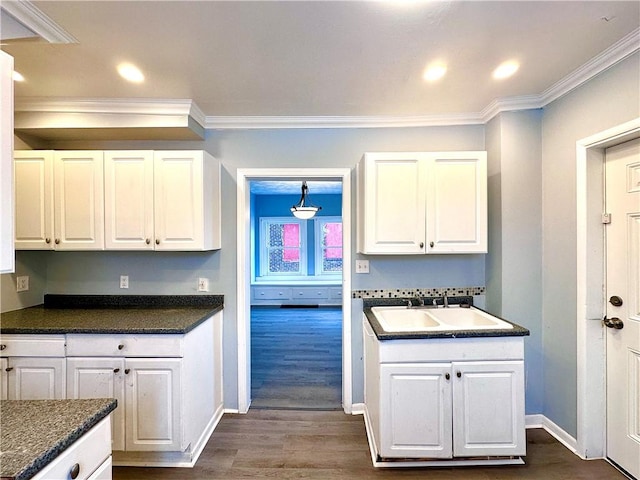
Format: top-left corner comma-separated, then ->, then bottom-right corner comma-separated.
291,181 -> 322,219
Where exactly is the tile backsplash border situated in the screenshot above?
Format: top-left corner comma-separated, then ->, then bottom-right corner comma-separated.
352,286 -> 485,299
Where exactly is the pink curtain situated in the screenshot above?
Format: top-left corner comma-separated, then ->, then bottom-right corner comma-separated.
283,224 -> 300,262
324,223 -> 342,259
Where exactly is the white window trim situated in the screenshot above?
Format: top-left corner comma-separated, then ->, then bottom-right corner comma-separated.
259,217 -> 307,277
314,216 -> 343,277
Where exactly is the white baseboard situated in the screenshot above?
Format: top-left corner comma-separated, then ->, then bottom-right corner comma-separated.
350,403 -> 365,415
526,414 -> 579,456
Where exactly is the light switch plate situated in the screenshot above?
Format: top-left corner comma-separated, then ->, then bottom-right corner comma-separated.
355,260 -> 370,274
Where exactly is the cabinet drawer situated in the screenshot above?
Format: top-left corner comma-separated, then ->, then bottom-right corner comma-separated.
292,287 -> 329,300
329,287 -> 343,300
253,287 -> 292,300
33,416 -> 111,480
66,334 -> 183,357
0,334 -> 65,357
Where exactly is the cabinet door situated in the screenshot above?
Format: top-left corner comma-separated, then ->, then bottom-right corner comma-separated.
6,357 -> 66,399
452,360 -> 525,457
153,151 -> 204,250
53,151 -> 104,250
0,51 -> 14,272
125,358 -> 183,452
0,357 -> 7,400
426,152 -> 487,253
14,151 -> 54,250
104,151 -> 154,250
67,357 -> 126,451
358,153 -> 427,254
379,363 -> 452,458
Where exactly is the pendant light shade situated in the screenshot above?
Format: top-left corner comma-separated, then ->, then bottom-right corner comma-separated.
291,181 -> 322,219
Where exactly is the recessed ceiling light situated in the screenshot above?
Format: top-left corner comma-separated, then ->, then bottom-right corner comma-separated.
423,63 -> 447,82
12,71 -> 24,82
493,61 -> 519,80
117,63 -> 144,83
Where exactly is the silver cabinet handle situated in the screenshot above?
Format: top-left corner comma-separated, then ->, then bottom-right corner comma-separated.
70,462 -> 80,479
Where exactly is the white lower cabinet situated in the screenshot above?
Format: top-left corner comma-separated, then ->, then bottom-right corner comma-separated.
32,416 -> 112,480
67,357 -> 182,453
364,318 -> 526,461
0,334 -> 66,400
65,312 -> 223,466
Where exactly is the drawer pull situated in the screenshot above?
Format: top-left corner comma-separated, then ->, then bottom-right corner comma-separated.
125,368 -> 131,374
456,371 -> 462,378
0,344 -> 6,350
155,239 -> 160,245
145,238 -> 151,245
445,373 -> 450,380
70,462 -> 80,479
113,368 -> 120,373
55,238 -> 60,245
45,238 -> 51,244
118,344 -> 125,350
5,367 -> 13,372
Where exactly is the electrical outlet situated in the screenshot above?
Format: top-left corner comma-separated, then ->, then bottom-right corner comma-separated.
355,259 -> 370,274
16,276 -> 29,292
120,275 -> 129,289
198,277 -> 209,292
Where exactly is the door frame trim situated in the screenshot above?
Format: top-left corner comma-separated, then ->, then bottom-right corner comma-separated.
576,117 -> 640,458
236,168 -> 352,414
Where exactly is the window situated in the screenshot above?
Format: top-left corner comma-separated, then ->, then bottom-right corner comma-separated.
259,218 -> 307,276
315,217 -> 343,276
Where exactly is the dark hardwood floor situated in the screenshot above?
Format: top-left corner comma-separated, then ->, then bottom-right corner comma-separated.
250,306 -> 342,410
113,409 -> 626,480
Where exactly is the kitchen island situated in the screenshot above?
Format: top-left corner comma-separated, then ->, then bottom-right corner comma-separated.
0,295 -> 224,468
0,398 -> 116,480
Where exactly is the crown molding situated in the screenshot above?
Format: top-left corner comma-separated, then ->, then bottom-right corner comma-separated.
1,0 -> 77,44
203,113 -> 485,130
14,97 -> 201,115
540,26 -> 640,106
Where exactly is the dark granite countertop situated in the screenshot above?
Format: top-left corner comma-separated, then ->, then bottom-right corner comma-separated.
0,295 -> 223,335
0,398 -> 117,480
363,297 -> 530,340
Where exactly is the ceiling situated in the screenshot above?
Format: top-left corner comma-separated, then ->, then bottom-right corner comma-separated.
1,1 -> 639,130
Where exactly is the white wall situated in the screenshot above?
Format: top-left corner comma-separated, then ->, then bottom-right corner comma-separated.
541,52 -> 640,437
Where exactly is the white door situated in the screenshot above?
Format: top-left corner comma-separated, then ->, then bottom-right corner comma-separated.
14,151 -> 54,250
104,151 -> 154,250
358,153 -> 427,254
6,357 -> 66,399
0,357 -> 7,400
427,152 -> 487,253
53,151 -> 104,250
605,138 -> 640,479
67,357 -> 126,451
153,151 -> 204,250
125,358 -> 183,451
452,361 -> 525,457
379,363 -> 452,458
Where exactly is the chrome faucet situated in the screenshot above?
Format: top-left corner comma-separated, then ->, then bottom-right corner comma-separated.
443,295 -> 449,308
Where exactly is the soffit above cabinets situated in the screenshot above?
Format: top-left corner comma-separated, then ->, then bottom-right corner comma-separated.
13,98 -> 206,142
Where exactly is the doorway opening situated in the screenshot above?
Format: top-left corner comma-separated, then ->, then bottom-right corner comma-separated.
236,169 -> 352,414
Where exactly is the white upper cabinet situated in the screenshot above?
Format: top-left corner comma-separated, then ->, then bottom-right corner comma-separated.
357,151 -> 487,254
153,151 -> 221,251
15,150 -> 54,250
104,151 -> 154,250
0,51 -> 14,272
15,150 -> 104,250
53,151 -> 105,250
17,150 -> 221,251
